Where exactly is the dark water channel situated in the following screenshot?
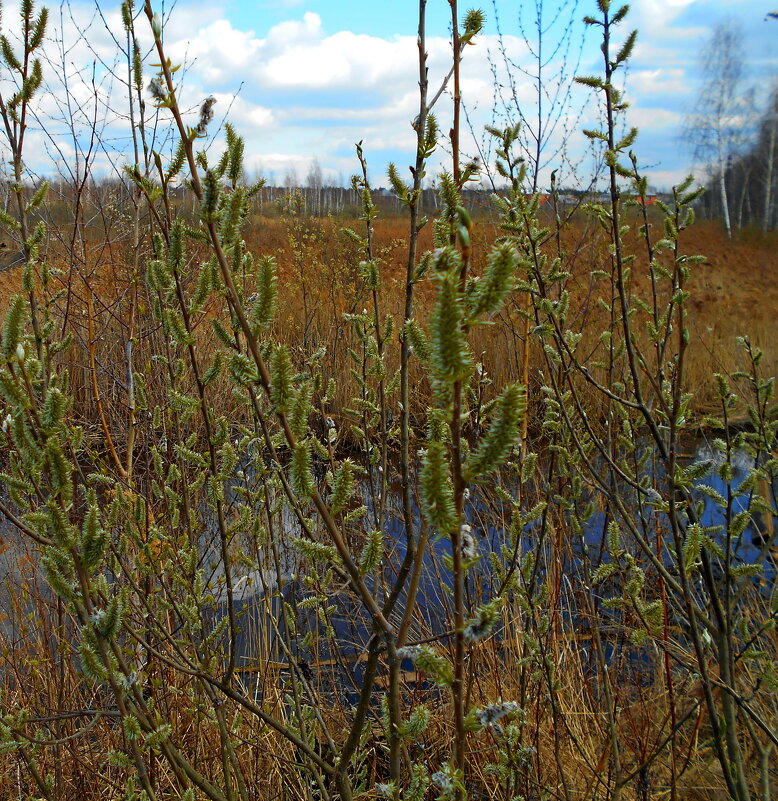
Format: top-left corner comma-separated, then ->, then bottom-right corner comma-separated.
217,441 -> 778,696
0,439 -> 774,698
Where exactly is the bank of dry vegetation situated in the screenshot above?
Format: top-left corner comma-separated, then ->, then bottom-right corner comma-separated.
0,213 -> 774,429
0,2 -> 775,801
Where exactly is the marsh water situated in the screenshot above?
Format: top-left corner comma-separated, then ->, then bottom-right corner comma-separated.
212,439 -> 778,686
0,438 -> 774,687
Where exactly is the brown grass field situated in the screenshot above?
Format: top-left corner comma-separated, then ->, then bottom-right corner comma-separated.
0,207 -> 773,445
5,209 -> 768,424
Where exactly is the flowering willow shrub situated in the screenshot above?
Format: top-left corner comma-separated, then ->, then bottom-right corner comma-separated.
0,2 -> 539,800
0,1 -> 775,800
486,4 -> 778,800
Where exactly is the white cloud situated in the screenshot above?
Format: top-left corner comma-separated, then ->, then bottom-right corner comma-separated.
170,14 -> 455,96
211,95 -> 276,130
629,107 -> 683,130
629,68 -> 689,98
630,0 -> 698,34
645,169 -> 698,191
260,30 -> 413,89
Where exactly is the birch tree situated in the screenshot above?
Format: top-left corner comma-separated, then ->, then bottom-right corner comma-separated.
685,21 -> 746,238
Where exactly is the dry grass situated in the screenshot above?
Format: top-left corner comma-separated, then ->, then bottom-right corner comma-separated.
0,566 -> 766,800
2,209 -> 767,429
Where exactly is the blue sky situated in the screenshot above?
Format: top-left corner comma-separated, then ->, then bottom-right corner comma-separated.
8,0 -> 778,190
